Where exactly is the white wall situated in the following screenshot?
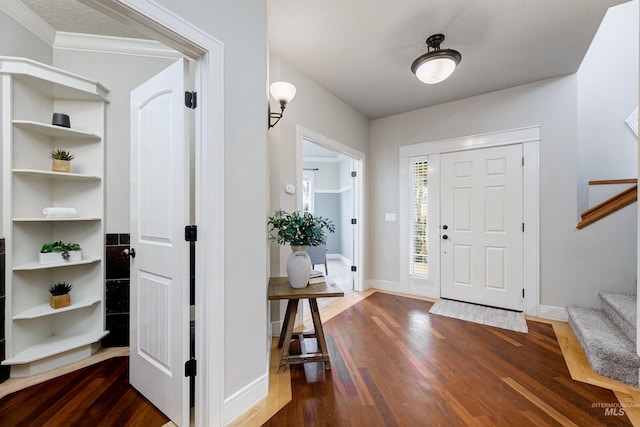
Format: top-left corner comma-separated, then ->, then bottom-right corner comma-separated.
303,161 -> 340,253
0,8 -> 53,237
306,161 -> 339,190
302,158 -> 355,260
370,2 -> 639,312
52,48 -> 177,233
370,73 -> 636,311
0,9 -> 52,65
153,0 -> 270,408
268,57 -> 369,275
577,0 -> 639,213
268,57 -> 369,335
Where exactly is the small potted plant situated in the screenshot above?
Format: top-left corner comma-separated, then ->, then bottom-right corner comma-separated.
49,149 -> 75,173
49,282 -> 72,309
40,241 -> 82,264
268,209 -> 334,288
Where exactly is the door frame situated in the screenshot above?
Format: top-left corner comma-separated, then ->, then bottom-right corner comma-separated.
296,126 -> 366,292
398,126 -> 540,316
81,0 -> 225,424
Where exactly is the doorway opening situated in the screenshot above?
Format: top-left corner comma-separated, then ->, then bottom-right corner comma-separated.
302,139 -> 356,313
297,127 -> 365,293
296,127 -> 365,321
53,1 -> 225,425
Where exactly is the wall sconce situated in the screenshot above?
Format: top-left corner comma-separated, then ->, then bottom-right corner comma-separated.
269,81 -> 296,129
411,34 -> 461,84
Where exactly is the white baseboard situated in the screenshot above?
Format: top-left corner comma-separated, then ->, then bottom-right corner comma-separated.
538,305 -> 568,321
271,320 -> 283,337
223,372 -> 269,425
366,279 -> 401,292
326,253 -> 351,265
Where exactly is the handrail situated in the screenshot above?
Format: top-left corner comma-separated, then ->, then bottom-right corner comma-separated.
577,185 -> 637,229
588,179 -> 637,185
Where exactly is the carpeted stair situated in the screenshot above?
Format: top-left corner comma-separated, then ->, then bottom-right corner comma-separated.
567,291 -> 640,387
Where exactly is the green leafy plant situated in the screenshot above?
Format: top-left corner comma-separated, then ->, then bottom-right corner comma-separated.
49,149 -> 75,161
40,241 -> 81,261
49,282 -> 73,296
267,209 -> 335,247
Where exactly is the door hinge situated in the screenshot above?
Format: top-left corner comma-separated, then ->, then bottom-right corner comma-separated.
521,156 -> 524,166
351,218 -> 357,225
522,223 -> 525,232
351,171 -> 357,178
522,289 -> 525,298
185,225 -> 198,242
185,91 -> 197,109
351,266 -> 357,272
185,358 -> 197,377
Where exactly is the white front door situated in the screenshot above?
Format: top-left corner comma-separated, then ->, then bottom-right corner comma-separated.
440,144 -> 523,310
129,59 -> 191,426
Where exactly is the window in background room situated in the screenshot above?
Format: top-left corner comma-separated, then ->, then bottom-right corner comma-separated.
410,157 -> 428,276
302,170 -> 315,214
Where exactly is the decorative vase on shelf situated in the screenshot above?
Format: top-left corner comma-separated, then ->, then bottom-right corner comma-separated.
287,245 -> 311,288
39,250 -> 81,264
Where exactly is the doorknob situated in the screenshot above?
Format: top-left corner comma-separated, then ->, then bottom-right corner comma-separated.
122,248 -> 136,259
442,225 -> 448,230
442,235 -> 448,240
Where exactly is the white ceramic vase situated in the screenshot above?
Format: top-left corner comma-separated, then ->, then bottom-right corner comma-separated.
286,245 -> 311,288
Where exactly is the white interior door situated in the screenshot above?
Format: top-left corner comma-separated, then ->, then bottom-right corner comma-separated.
129,59 -> 191,426
440,144 -> 523,310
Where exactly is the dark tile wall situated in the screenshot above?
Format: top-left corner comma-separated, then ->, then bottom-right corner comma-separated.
0,238 -> 9,383
102,234 -> 130,347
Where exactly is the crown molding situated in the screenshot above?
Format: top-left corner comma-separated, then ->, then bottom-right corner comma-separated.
0,0 -> 57,46
54,32 -> 182,58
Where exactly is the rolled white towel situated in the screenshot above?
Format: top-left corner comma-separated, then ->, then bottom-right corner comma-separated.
43,207 -> 77,218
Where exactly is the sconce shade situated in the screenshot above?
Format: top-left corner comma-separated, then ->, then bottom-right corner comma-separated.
268,81 -> 297,129
411,34 -> 461,84
270,82 -> 297,103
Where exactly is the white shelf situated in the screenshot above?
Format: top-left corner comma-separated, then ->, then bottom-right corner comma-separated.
13,120 -> 102,140
1,331 -> 110,365
0,56 -> 109,101
13,298 -> 101,320
13,258 -> 101,271
13,169 -> 101,181
13,217 -> 101,222
2,57 -> 107,375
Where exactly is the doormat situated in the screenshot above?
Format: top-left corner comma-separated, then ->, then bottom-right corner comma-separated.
429,299 -> 528,333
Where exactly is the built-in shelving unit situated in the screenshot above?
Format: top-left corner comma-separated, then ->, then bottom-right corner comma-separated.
1,56 -> 109,377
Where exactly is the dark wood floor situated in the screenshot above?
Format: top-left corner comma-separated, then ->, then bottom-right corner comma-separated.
0,357 -> 169,426
0,293 -> 632,426
263,292 -> 632,426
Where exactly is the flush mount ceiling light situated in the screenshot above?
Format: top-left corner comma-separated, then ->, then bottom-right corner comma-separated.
268,81 -> 297,129
411,34 -> 461,84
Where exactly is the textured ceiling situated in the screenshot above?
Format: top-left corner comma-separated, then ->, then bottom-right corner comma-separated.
20,0 -> 148,39
19,0 -> 629,120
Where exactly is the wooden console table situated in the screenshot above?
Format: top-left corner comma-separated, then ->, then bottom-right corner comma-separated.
268,277 -> 344,373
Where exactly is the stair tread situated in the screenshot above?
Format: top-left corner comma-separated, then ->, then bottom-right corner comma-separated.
567,305 -> 640,387
599,291 -> 637,323
567,305 -> 638,359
